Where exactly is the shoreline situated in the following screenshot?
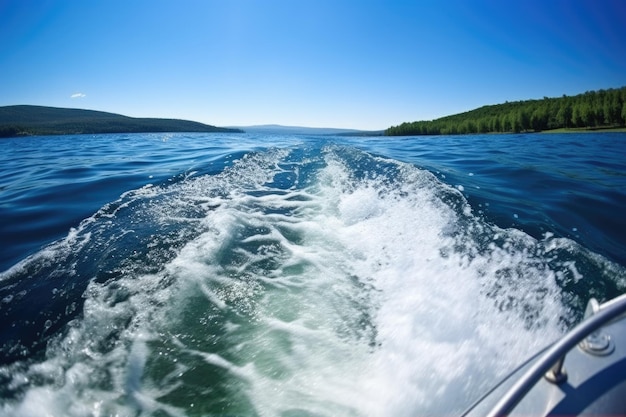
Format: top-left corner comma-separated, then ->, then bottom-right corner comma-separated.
539,126 -> 626,134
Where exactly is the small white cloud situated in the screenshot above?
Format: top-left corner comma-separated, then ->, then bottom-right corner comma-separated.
70,93 -> 86,98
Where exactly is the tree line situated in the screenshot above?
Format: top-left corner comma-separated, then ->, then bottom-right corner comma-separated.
385,86 -> 626,136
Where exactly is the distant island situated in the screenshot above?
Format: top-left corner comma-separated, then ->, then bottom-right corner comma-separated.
230,124 -> 383,136
386,86 -> 626,136
0,105 -> 243,138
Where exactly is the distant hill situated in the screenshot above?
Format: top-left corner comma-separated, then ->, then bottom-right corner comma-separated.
0,105 -> 243,138
386,86 -> 626,136
231,124 -> 382,136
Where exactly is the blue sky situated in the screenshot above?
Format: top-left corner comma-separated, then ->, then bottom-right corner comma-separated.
1,1 -> 625,130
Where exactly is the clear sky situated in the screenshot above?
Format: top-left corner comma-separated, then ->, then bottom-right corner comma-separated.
1,0 -> 625,130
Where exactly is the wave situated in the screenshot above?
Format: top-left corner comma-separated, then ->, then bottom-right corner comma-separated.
1,144 -> 623,416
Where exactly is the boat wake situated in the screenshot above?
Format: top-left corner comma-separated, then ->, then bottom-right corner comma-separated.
1,144 -> 623,416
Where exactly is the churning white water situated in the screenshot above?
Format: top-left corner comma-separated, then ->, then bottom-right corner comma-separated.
2,145 -> 571,416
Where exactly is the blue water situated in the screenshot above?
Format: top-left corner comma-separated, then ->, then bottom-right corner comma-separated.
0,132 -> 625,416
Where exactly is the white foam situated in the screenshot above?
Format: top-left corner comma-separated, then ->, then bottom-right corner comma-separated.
231,150 -> 566,416
1,146 -> 571,417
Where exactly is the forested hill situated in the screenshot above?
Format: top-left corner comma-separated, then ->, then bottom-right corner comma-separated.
0,105 -> 243,138
386,86 -> 626,136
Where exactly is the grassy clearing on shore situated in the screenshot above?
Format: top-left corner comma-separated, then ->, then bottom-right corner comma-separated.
540,126 -> 626,134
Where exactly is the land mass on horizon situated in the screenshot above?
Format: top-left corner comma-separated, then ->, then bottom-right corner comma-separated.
0,105 -> 242,138
386,86 -> 626,136
230,124 -> 383,136
3,86 -> 626,139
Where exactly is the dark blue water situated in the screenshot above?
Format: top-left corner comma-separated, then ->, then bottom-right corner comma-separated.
349,133 -> 626,266
0,132 -> 624,416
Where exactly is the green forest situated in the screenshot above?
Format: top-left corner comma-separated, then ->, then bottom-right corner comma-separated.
386,86 -> 626,136
0,105 -> 242,138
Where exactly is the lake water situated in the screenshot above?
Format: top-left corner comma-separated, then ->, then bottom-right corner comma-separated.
1,132 -> 625,416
